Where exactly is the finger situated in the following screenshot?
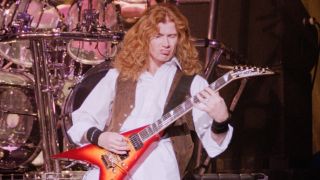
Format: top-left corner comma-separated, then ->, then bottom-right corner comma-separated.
110,141 -> 130,152
108,134 -> 124,143
117,135 -> 125,141
112,136 -> 130,149
109,147 -> 128,155
196,94 -> 207,103
193,100 -> 209,111
204,87 -> 216,95
197,94 -> 208,106
113,136 -> 128,144
116,145 -> 131,151
199,90 -> 211,99
108,143 -> 123,151
115,135 -> 128,143
113,141 -> 130,150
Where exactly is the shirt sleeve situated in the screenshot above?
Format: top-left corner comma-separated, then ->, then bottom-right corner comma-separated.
67,69 -> 119,145
190,75 -> 233,158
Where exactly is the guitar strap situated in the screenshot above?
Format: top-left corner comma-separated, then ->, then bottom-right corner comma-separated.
106,69 -> 198,177
163,72 -> 198,178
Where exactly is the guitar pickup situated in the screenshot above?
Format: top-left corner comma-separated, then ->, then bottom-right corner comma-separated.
129,134 -> 143,150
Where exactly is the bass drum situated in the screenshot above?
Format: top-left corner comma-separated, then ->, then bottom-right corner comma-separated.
62,60 -> 111,149
0,70 -> 41,170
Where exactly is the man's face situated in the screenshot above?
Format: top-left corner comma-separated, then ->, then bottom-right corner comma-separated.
148,21 -> 178,67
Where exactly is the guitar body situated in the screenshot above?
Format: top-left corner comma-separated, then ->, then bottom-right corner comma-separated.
52,126 -> 161,180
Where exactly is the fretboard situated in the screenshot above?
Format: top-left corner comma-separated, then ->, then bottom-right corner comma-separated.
138,72 -> 233,142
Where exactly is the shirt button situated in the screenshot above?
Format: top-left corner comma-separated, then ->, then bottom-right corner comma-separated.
130,105 -> 134,109
124,114 -> 128,117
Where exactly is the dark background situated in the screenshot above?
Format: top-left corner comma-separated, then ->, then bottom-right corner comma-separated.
176,0 -> 319,179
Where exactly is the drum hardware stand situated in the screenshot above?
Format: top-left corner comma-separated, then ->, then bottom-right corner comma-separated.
75,0 -> 98,32
5,0 -> 35,34
194,38 -> 229,78
203,48 -> 224,79
5,0 -> 21,32
75,0 -> 114,32
75,0 -> 83,31
101,0 -> 115,29
114,3 -> 124,31
83,9 -> 100,32
30,38 -> 61,174
35,1 -> 48,30
12,12 -> 32,33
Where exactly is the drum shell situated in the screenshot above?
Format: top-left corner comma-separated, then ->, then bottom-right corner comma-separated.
0,70 -> 41,170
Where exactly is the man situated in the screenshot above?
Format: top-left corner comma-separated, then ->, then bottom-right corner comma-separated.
68,3 -> 233,179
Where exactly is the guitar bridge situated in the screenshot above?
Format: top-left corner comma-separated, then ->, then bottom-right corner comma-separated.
101,154 -> 116,169
101,153 -> 129,174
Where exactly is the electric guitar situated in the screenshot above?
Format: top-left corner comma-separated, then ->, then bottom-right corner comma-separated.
52,66 -> 274,180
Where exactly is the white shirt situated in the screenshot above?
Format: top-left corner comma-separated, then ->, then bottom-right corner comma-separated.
68,58 -> 233,180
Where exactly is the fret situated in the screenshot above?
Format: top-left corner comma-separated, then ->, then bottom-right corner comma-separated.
169,110 -> 174,116
171,108 -> 180,118
217,78 -> 225,87
185,99 -> 193,108
139,127 -> 152,141
156,119 -> 162,127
180,102 -> 185,110
177,104 -> 186,112
152,123 -> 158,132
192,96 -> 200,104
175,106 -> 185,116
211,78 -> 223,89
163,113 -> 170,120
146,126 -> 153,135
209,74 -> 230,90
209,81 -> 216,90
139,129 -> 148,140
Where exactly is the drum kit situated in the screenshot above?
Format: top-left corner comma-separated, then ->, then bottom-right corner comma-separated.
0,0 -> 149,178
0,0 -> 236,178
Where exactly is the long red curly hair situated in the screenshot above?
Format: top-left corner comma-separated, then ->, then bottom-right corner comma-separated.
113,3 -> 202,80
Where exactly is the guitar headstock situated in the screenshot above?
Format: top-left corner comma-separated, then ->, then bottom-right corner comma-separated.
229,65 -> 275,80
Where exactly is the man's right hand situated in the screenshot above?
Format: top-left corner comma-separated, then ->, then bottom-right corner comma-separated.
97,132 -> 130,154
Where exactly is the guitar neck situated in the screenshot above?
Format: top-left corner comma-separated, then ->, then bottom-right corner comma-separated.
137,72 -> 233,142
